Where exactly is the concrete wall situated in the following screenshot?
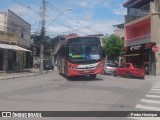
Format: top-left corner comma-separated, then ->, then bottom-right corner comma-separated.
7,10 -> 31,48
113,29 -> 124,39
0,13 -> 7,31
125,18 -> 150,40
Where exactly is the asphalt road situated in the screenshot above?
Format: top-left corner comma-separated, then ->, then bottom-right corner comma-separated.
0,70 -> 160,120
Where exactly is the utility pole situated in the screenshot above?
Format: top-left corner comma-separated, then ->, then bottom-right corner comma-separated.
40,0 -> 45,73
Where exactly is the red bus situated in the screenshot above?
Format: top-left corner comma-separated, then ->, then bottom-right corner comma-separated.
54,35 -> 104,79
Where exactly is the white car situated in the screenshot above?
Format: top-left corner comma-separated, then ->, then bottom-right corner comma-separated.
103,63 -> 118,75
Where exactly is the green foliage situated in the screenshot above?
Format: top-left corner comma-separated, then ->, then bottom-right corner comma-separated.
31,34 -> 56,58
102,34 -> 124,60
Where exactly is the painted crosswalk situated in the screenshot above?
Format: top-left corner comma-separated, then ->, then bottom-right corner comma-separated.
129,82 -> 160,120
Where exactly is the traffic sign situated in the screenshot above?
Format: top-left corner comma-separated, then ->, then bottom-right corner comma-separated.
152,46 -> 159,53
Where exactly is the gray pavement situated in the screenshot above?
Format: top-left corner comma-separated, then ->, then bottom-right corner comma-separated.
0,70 -> 160,120
0,68 -> 45,80
0,66 -> 58,80
0,66 -> 160,80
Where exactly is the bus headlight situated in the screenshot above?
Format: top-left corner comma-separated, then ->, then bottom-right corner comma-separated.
69,66 -> 76,70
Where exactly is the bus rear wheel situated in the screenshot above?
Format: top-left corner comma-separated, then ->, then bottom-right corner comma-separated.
89,74 -> 96,79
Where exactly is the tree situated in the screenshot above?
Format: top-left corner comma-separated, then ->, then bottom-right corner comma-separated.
102,34 -> 124,61
31,34 -> 55,58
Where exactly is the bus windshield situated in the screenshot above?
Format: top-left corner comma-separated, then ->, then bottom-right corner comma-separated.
67,44 -> 101,62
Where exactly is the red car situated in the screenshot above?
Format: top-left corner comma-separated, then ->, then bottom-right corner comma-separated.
113,63 -> 145,79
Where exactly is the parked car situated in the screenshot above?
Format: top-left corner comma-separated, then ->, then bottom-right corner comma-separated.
103,63 -> 118,75
43,59 -> 54,70
113,63 -> 145,79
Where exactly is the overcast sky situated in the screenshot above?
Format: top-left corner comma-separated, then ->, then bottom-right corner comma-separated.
1,0 -> 127,37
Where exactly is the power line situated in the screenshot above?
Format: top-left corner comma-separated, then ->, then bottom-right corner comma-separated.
45,22 -> 88,36
0,21 -> 40,34
46,1 -> 102,34
7,0 -> 102,37
9,0 -> 41,15
8,0 -> 88,36
8,0 -> 70,36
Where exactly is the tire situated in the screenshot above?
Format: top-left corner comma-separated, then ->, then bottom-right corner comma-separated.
126,72 -> 131,78
113,71 -> 117,77
89,74 -> 96,79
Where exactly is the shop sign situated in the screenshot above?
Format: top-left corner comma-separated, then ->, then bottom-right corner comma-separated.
152,46 -> 159,53
130,45 -> 141,51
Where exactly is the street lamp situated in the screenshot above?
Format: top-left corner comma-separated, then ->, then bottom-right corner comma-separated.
45,8 -> 72,29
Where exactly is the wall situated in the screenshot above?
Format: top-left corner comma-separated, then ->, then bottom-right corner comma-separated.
0,13 -> 7,31
113,29 -> 124,39
125,18 -> 151,41
7,10 -> 31,48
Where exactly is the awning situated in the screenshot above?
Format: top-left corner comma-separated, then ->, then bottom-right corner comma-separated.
0,44 -> 31,52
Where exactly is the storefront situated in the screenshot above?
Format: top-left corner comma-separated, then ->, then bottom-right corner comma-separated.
125,42 -> 156,75
0,44 -> 31,72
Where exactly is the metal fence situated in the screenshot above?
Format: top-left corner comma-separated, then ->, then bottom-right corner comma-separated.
125,4 -> 150,23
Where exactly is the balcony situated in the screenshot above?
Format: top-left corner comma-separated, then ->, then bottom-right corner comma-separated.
126,34 -> 151,46
0,31 -> 17,44
125,4 -> 150,24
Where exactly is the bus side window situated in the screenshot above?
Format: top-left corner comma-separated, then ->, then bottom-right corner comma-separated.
65,45 -> 69,57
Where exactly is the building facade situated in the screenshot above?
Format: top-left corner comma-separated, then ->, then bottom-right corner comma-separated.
0,9 -> 31,71
113,23 -> 124,40
123,0 -> 160,75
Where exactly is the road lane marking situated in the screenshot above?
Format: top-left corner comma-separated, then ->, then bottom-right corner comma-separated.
136,104 -> 160,111
150,89 -> 160,91
146,95 -> 160,98
148,91 -> 160,93
141,99 -> 160,104
152,86 -> 160,88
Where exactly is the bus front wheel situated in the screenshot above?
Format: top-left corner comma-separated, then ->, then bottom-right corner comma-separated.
89,74 -> 96,79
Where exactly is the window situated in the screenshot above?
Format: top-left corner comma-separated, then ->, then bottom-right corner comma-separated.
21,32 -> 24,38
106,64 -> 116,67
125,64 -> 130,68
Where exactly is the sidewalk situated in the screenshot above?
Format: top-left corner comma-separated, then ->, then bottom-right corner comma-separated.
145,75 -> 160,80
0,68 -> 46,80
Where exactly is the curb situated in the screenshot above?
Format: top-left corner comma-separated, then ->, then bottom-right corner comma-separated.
0,72 -> 47,80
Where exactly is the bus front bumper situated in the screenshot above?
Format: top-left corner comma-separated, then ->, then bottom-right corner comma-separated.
67,67 -> 103,76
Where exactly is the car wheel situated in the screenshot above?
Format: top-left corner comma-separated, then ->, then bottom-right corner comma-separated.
126,72 -> 131,78
113,71 -> 117,77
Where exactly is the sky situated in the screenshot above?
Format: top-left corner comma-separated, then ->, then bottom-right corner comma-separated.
0,0 -> 127,37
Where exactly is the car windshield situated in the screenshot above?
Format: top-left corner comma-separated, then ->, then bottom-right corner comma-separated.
133,64 -> 143,69
67,44 -> 101,62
